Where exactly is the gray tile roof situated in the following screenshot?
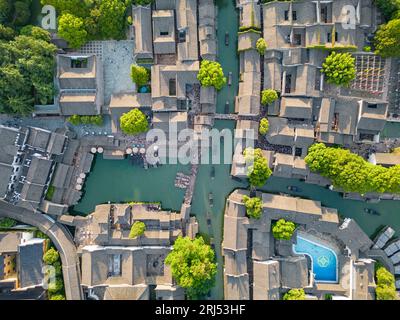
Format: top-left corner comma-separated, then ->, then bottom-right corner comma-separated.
18,239 -> 45,288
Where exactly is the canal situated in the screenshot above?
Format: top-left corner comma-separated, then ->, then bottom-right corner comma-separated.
73,0 -> 400,300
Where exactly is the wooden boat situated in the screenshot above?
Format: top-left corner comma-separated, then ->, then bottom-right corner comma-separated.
225,32 -> 229,46
211,166 -> 215,179
228,72 -> 232,86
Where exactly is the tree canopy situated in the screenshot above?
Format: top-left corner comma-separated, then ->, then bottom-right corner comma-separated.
259,118 -> 269,135
0,30 -> 56,114
242,195 -> 263,219
272,219 -> 296,240
322,52 -> 356,87
58,13 -> 87,49
42,0 -> 131,46
261,89 -> 278,105
197,60 -> 227,90
0,0 -> 31,28
305,143 -> 400,194
283,288 -> 306,300
374,18 -> 400,58
120,109 -> 149,135
243,148 -> 272,187
256,37 -> 267,55
43,248 -> 59,265
129,221 -> 146,239
165,236 -> 217,299
373,0 -> 400,21
0,217 -> 17,228
375,266 -> 398,300
130,64 -> 150,87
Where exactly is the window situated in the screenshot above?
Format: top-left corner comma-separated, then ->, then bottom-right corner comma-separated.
305,49 -> 310,63
169,78 -> 176,96
368,104 -> 378,109
160,31 -> 169,36
178,30 -> 186,43
293,34 -> 302,46
321,6 -> 328,23
315,69 -> 322,91
292,11 -> 297,21
108,254 -> 121,277
284,10 -> 289,21
285,34 -> 291,44
285,74 -> 292,94
295,148 -> 302,157
71,58 -> 88,68
327,33 -> 331,42
335,32 -> 339,42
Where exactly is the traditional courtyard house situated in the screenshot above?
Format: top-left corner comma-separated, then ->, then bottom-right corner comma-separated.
57,54 -> 104,116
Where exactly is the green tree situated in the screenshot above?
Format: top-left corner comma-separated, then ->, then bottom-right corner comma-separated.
259,118 -> 269,135
197,60 -> 226,90
374,19 -> 400,58
0,0 -> 12,24
48,278 -> 64,294
256,37 -> 267,55
243,148 -> 272,187
12,1 -> 31,26
272,219 -> 296,240
67,115 -> 81,125
242,195 -> 263,219
375,266 -> 397,300
120,109 -> 149,135
40,0 -> 90,18
43,248 -> 59,265
261,89 -> 278,105
20,25 -> 51,42
49,294 -> 66,300
322,52 -> 356,86
130,64 -> 150,87
165,236 -> 217,299
0,24 -> 15,40
373,0 -> 400,21
305,143 -> 400,194
0,217 -> 17,228
283,288 -> 306,300
129,221 -> 146,239
58,13 -> 88,48
97,0 -> 127,40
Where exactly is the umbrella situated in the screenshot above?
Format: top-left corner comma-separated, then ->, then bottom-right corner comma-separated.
75,184 -> 82,191
140,148 -> 146,154
90,147 -> 97,154
79,173 -> 86,179
77,178 -> 83,184
126,148 -> 133,154
133,147 -> 139,154
97,147 -> 104,154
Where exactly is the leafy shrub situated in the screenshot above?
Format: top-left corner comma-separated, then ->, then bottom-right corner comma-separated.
272,219 -> 296,240
283,289 -> 306,300
120,109 -> 149,135
261,89 -> 278,105
321,52 -> 356,86
165,236 -> 217,299
197,60 -> 226,90
243,148 -> 272,187
129,221 -> 146,239
256,38 -> 267,55
259,118 -> 269,135
242,196 -> 263,219
130,64 -> 150,87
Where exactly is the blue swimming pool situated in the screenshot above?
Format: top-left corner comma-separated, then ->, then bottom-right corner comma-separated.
293,235 -> 338,283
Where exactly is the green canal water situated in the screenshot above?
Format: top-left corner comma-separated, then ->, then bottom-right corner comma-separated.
73,0 -> 400,299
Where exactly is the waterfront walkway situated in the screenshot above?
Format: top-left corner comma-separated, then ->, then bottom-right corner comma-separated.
0,201 -> 83,300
